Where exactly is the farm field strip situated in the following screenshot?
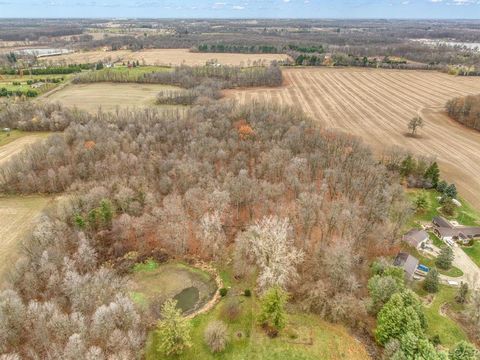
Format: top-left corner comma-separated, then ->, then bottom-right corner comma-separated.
43,48 -> 291,67
0,196 -> 51,284
45,82 -> 184,113
0,134 -> 47,166
227,67 -> 480,209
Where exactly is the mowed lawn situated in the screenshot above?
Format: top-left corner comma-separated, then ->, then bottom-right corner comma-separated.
415,285 -> 468,348
0,196 -> 51,283
462,242 -> 480,268
146,264 -> 370,360
45,83 -> 184,113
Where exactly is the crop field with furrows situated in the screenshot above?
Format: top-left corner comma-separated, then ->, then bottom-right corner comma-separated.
45,82 -> 184,113
226,67 -> 480,209
43,48 -> 291,67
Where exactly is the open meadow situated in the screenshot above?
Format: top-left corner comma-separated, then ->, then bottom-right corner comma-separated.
0,196 -> 50,283
45,82 -> 183,112
0,132 -> 49,165
227,67 -> 480,209
43,48 -> 291,67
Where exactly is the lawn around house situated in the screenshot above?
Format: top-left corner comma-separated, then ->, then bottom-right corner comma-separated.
462,242 -> 480,268
414,285 -> 468,348
145,264 -> 370,360
406,189 -> 480,228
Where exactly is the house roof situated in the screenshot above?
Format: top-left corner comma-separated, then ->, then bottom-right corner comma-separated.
436,227 -> 458,239
433,216 -> 453,229
457,227 -> 480,238
403,229 -> 429,248
393,252 -> 419,278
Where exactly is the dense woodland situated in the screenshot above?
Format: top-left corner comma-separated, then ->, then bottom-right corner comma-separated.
446,95 -> 480,131
0,99 -> 411,358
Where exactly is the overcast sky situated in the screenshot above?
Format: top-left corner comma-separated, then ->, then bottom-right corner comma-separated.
0,0 -> 479,19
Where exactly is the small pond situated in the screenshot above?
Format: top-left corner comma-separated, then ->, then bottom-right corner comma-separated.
173,286 -> 200,313
129,262 -> 217,316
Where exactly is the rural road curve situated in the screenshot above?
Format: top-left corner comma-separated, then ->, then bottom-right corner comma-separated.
0,135 -> 44,166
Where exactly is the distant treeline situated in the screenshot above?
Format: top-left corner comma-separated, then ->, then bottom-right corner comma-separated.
0,64 -> 91,75
74,64 -> 283,89
195,43 -> 325,54
446,95 -> 480,131
196,44 -> 281,53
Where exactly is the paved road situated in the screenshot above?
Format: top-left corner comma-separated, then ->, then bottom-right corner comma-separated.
441,246 -> 480,289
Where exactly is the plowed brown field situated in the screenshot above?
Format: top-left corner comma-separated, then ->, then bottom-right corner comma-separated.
227,67 -> 480,208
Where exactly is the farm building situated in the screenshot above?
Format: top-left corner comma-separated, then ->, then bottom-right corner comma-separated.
432,216 -> 480,245
403,229 -> 429,249
393,252 -> 419,280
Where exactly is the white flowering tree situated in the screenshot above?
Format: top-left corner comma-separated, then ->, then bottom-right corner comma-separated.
245,216 -> 303,291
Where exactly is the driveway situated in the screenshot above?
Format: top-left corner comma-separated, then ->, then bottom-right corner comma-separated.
440,246 -> 480,289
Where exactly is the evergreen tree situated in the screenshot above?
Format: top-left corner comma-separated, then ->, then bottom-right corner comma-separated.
436,246 -> 454,270
400,155 -> 416,177
375,292 -> 424,345
436,180 -> 448,194
258,286 -> 288,334
424,268 -> 439,293
445,184 -> 458,199
156,299 -> 192,356
414,192 -> 429,212
424,162 -> 440,188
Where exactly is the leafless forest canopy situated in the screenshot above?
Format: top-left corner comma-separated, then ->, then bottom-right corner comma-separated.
0,99 -> 412,358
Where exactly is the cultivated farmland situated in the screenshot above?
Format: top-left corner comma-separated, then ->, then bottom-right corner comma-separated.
43,48 -> 290,66
46,83 -> 182,112
227,67 -> 480,209
0,196 -> 50,283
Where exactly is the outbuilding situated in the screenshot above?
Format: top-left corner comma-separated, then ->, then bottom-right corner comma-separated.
403,229 -> 429,250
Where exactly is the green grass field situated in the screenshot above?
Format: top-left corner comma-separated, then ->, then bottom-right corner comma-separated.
462,242 -> 480,268
0,130 -> 28,147
406,189 -> 480,228
415,285 -> 468,348
146,264 -> 370,360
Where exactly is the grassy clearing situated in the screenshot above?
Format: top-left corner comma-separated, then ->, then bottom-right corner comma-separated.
414,285 -> 467,348
129,261 -> 216,313
0,130 -> 30,147
0,195 -> 51,283
406,189 -> 480,228
45,82 -> 185,113
462,242 -> 480,268
146,265 -> 369,360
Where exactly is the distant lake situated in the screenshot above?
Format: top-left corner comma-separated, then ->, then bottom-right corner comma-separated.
14,48 -> 71,57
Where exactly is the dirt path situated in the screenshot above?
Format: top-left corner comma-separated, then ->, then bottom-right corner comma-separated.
0,134 -> 45,166
227,67 -> 480,210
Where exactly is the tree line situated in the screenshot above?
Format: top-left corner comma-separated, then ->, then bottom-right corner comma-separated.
446,95 -> 480,131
